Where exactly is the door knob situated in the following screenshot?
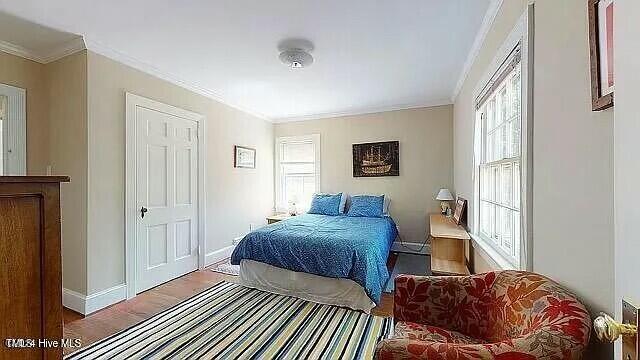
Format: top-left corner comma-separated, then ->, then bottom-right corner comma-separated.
140,206 -> 148,218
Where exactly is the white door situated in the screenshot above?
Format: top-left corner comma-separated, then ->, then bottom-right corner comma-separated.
135,105 -> 199,293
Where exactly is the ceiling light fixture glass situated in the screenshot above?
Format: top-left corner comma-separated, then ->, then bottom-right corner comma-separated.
279,48 -> 313,69
278,38 -> 314,69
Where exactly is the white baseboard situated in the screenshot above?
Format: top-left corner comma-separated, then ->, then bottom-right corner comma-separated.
62,288 -> 86,314
205,245 -> 236,266
63,284 -> 127,315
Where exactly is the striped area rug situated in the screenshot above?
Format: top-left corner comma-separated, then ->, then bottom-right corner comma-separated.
66,281 -> 392,360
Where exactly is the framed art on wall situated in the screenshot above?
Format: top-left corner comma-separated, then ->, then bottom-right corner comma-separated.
588,0 -> 614,111
352,141 -> 399,177
234,145 -> 256,168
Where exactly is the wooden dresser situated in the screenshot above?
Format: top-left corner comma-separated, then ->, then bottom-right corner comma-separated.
0,176 -> 69,360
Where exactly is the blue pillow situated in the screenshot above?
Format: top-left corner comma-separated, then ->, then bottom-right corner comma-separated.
308,193 -> 343,216
346,195 -> 385,217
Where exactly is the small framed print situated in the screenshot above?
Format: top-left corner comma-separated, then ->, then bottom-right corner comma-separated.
234,146 -> 256,169
453,197 -> 467,226
588,0 -> 614,111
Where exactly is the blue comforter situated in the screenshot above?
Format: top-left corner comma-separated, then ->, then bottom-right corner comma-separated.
230,214 -> 398,304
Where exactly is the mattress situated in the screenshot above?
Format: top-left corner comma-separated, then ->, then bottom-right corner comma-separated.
238,259 -> 376,312
230,213 -> 398,304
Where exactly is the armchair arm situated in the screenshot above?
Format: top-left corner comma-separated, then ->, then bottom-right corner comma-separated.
393,273 -> 499,333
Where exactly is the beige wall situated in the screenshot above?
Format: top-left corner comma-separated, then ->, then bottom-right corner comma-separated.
614,0 -> 640,357
454,3 -> 614,358
86,52 -> 274,294
0,51 -> 49,174
533,0 -> 613,321
46,50 -> 89,294
275,106 -> 453,244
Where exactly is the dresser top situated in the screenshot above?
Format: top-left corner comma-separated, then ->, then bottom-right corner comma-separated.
0,176 -> 70,183
429,213 -> 470,240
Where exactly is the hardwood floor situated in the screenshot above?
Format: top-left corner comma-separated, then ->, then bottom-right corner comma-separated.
63,258 -> 396,355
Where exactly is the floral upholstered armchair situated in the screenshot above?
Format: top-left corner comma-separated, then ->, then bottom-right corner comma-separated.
376,271 -> 591,360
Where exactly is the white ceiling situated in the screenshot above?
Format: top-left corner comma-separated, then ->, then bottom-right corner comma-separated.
0,0 -> 491,121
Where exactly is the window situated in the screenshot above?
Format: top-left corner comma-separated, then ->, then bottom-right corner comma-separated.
275,134 -> 320,212
475,46 -> 524,268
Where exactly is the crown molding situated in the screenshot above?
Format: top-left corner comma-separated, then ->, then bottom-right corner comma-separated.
0,37 -> 85,64
450,0 -> 504,102
83,36 -> 271,121
41,37 -> 86,63
0,40 -> 43,63
271,98 -> 452,123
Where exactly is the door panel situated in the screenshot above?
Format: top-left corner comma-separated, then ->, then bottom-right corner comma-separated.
136,106 -> 198,293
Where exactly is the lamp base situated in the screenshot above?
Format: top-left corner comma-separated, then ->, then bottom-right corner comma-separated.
440,201 -> 452,216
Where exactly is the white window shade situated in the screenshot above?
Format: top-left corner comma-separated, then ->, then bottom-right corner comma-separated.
275,135 -> 320,212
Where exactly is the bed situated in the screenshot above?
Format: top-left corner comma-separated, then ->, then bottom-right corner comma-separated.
230,213 -> 398,312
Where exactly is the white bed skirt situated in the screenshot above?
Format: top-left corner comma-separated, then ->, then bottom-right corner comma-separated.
238,260 -> 376,313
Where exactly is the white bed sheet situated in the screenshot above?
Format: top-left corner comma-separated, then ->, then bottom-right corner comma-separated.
238,259 -> 376,313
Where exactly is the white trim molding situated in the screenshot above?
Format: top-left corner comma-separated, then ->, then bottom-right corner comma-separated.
451,0 -> 505,102
125,93 -> 207,299
0,37 -> 85,64
63,284 -> 127,315
272,99 -> 452,123
470,8 -> 534,272
204,245 -> 236,267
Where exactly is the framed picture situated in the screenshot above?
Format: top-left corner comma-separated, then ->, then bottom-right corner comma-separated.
352,141 -> 399,177
453,197 -> 467,225
588,0 -> 614,111
234,145 -> 256,168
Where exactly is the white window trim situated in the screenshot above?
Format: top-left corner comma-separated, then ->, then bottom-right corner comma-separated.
472,6 -> 534,271
274,134 -> 321,212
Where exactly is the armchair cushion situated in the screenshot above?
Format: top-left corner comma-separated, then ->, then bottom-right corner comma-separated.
377,271 -> 591,359
395,321 -> 485,344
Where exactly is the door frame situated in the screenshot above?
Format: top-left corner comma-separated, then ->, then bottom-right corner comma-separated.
0,83 -> 26,175
124,93 -> 206,299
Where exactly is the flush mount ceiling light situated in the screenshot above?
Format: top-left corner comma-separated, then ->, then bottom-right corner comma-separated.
278,38 -> 314,69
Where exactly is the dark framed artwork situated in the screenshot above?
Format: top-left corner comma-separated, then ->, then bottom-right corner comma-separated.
352,141 -> 399,177
453,197 -> 467,225
234,145 -> 256,168
588,0 -> 614,111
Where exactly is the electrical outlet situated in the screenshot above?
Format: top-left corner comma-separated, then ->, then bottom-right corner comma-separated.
623,299 -> 639,360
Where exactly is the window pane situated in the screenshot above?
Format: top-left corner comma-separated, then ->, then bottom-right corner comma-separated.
284,175 -> 316,210
514,162 -> 521,210
502,163 -> 512,207
281,163 -> 315,175
511,68 -> 521,117
281,142 -> 314,162
501,207 -> 513,252
498,86 -> 508,126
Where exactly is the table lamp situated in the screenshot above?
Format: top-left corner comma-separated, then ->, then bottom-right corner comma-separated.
436,188 -> 454,215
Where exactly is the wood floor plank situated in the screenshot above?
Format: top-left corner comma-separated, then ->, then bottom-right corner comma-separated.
63,261 -> 395,356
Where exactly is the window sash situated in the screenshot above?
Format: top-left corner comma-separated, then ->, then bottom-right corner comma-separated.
275,135 -> 320,212
475,51 -> 523,268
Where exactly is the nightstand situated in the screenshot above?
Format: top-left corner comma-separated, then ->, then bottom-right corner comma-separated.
429,213 -> 471,276
266,213 -> 293,224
